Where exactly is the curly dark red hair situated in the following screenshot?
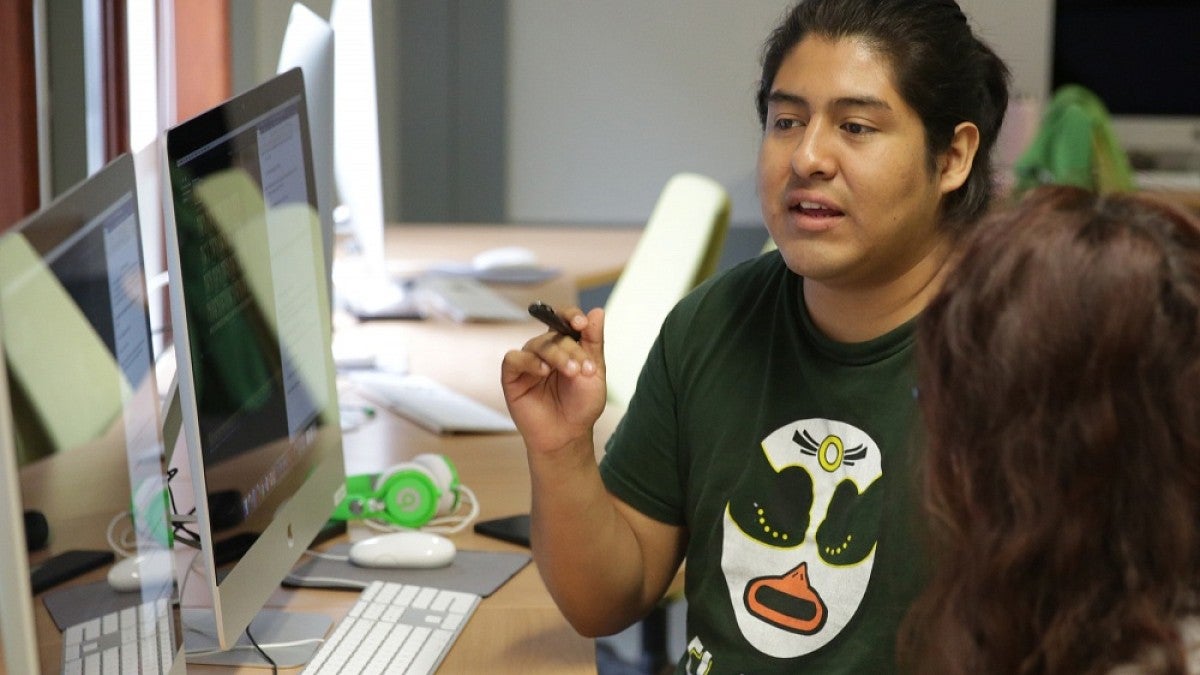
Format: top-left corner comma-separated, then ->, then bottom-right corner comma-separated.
901,186 -> 1200,674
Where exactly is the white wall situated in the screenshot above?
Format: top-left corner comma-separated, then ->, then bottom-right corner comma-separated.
505,0 -> 1054,228
507,1 -> 787,228
234,1 -> 1057,228
959,0 -> 1053,100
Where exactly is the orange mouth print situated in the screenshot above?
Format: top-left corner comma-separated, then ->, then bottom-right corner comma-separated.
744,562 -> 827,635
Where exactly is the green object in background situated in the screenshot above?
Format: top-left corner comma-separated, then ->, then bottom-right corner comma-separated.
1013,84 -> 1135,195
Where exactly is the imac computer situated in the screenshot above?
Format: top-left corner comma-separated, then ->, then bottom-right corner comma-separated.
329,0 -> 420,319
161,68 -> 347,667
0,154 -> 184,673
0,340 -> 39,675
1051,0 -> 1200,165
277,1 -> 337,302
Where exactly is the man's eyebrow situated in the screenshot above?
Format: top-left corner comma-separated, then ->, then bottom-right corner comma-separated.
767,90 -> 893,113
767,90 -> 806,107
832,96 -> 893,112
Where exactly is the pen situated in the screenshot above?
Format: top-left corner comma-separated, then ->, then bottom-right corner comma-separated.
528,302 -> 582,341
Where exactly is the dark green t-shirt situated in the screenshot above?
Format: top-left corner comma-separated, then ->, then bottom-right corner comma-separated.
600,251 -> 926,674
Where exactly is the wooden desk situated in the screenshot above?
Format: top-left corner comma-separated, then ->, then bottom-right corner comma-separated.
12,224 -> 639,674
380,222 -> 644,289
1142,189 -> 1200,216
325,319 -> 604,674
267,230 -> 639,671
196,225 -> 638,673
18,321 -> 600,674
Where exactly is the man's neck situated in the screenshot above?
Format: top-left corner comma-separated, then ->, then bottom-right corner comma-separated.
802,240 -> 954,343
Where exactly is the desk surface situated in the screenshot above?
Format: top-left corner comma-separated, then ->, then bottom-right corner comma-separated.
202,223 -> 639,673
13,224 -> 640,674
381,222 -> 644,289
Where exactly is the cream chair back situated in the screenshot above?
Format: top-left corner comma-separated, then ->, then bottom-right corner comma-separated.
604,173 -> 731,409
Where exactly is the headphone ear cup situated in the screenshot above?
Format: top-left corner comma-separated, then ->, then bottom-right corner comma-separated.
373,462 -> 440,528
411,454 -> 460,515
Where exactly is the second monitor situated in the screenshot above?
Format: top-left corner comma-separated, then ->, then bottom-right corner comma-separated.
162,67 -> 346,666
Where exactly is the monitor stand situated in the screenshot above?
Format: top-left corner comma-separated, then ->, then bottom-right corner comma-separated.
182,607 -> 332,669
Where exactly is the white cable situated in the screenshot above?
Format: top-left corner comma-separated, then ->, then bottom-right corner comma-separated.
302,549 -> 350,562
425,484 -> 480,534
176,548 -> 202,606
284,575 -> 365,589
362,517 -> 412,534
357,483 -> 480,535
105,510 -> 136,558
185,637 -> 326,658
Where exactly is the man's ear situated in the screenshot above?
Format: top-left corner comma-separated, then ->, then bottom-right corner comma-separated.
937,122 -> 981,195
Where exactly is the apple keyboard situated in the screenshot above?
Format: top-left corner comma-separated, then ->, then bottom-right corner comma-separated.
302,581 -> 479,674
348,370 -> 517,434
416,275 -> 528,323
61,597 -> 176,674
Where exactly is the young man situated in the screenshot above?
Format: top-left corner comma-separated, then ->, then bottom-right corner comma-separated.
501,0 -> 1010,671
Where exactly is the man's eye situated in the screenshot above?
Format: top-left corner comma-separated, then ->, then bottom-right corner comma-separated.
842,122 -> 873,134
774,118 -> 803,131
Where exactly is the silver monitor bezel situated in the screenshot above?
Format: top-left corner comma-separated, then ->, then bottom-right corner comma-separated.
160,68 -> 346,653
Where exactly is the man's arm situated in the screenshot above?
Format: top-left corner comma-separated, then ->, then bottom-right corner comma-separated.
528,436 -> 685,636
501,306 -> 686,636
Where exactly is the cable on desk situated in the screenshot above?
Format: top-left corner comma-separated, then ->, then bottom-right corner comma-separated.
244,625 -> 278,675
360,484 -> 481,536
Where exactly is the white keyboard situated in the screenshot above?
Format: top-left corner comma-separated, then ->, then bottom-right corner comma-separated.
417,275 -> 528,322
348,370 -> 517,434
61,597 -> 176,675
302,581 -> 479,675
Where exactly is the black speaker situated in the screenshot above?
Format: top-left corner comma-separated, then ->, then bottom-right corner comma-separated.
24,509 -> 48,551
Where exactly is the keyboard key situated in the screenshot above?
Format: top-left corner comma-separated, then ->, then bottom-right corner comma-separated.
61,599 -> 177,674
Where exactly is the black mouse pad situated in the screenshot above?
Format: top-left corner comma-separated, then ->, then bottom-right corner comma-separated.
42,579 -> 148,631
283,544 -> 530,597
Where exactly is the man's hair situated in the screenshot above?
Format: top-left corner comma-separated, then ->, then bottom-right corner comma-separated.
904,185 -> 1200,673
755,0 -> 1010,232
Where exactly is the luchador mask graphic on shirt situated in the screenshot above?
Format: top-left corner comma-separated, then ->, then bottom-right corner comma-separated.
720,419 -> 883,658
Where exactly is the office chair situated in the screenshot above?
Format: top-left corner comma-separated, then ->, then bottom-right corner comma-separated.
1013,84 -> 1135,196
603,172 -> 731,410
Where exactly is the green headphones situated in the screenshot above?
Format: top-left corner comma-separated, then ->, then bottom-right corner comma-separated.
331,453 -> 461,529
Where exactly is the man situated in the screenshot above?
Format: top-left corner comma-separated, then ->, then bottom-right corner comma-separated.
501,0 -> 1010,670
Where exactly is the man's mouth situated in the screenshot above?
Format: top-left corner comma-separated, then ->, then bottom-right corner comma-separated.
790,200 -> 844,218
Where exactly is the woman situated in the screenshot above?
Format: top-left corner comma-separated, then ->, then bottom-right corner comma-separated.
904,185 -> 1200,673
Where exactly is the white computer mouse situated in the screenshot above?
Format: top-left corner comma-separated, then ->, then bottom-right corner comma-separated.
107,552 -> 175,593
348,531 -> 457,569
471,246 -> 538,271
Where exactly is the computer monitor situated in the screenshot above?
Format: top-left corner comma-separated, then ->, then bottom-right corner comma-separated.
1051,0 -> 1200,161
161,68 -> 346,666
0,154 -> 184,674
331,0 -> 384,265
0,339 -> 38,674
328,0 -> 420,319
277,2 -> 336,302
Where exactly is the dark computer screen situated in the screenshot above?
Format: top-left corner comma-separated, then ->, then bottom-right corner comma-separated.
0,154 -> 183,673
166,80 -> 333,543
1052,0 -> 1200,117
162,68 -> 346,655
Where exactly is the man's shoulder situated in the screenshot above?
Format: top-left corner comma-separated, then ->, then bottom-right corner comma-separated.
689,249 -> 788,303
658,250 -> 791,344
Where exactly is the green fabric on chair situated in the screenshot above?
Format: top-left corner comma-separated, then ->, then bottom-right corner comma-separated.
1013,84 -> 1135,195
